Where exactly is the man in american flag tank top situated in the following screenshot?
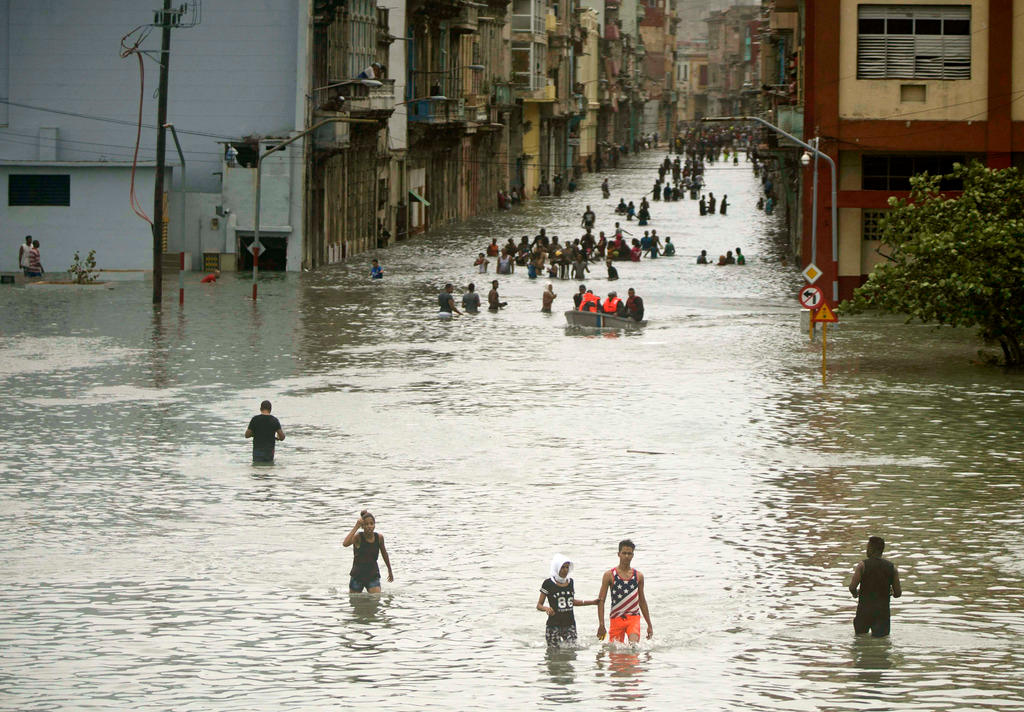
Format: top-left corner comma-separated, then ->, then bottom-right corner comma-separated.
597,539 -> 653,643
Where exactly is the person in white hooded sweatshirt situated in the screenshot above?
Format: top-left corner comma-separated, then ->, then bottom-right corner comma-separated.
536,554 -> 598,646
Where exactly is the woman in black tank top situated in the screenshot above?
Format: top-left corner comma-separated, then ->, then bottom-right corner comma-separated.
343,510 -> 394,593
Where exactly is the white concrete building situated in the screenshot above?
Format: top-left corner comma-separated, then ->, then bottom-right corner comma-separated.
0,0 -> 309,274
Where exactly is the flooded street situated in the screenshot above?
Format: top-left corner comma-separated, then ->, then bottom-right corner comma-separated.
2,151 -> 1023,711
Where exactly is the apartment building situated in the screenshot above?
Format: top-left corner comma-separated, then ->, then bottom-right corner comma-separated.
804,0 -> 1023,302
704,5 -> 760,116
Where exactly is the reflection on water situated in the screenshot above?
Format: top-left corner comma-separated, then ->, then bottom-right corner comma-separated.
1,150 -> 1023,711
542,647 -> 579,703
595,648 -> 650,708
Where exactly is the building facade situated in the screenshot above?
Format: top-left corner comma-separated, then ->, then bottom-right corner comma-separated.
803,0 -> 1024,303
1,0 -> 681,278
0,0 -> 310,274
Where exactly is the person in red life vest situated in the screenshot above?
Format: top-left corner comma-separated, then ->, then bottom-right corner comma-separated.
200,269 -> 220,283
579,289 -> 601,313
603,291 -> 623,315
625,288 -> 644,321
486,238 -> 500,257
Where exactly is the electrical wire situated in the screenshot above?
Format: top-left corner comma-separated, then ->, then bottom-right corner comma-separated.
120,26 -> 154,225
0,99 -> 238,141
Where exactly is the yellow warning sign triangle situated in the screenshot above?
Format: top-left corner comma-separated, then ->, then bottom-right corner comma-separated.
812,302 -> 838,323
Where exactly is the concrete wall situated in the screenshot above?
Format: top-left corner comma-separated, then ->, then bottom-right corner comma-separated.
838,0 -> 989,121
0,164 -> 165,272
1,1 -> 301,190
0,0 -> 307,270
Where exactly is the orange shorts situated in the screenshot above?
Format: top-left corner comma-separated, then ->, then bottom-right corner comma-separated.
609,615 -> 642,642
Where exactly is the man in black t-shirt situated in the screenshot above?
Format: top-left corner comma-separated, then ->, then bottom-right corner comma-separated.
848,536 -> 902,637
245,400 -> 285,463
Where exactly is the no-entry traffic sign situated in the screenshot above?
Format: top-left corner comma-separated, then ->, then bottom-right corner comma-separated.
799,285 -> 824,310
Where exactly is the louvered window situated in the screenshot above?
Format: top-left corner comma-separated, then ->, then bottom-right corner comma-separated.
857,5 -> 970,80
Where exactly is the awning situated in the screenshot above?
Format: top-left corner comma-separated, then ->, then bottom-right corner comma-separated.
409,188 -> 431,207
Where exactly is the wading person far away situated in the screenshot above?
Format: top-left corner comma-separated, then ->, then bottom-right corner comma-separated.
849,536 -> 902,637
245,400 -> 285,463
343,510 -> 394,593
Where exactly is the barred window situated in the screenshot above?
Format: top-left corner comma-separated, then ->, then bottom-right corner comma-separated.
862,210 -> 887,241
857,5 -> 970,80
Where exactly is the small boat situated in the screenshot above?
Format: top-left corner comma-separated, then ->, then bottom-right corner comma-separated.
564,310 -> 646,330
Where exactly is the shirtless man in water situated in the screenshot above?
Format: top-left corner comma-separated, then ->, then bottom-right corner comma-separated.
597,539 -> 653,643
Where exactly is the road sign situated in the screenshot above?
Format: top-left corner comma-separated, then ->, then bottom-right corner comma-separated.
802,263 -> 822,284
812,302 -> 838,323
247,240 -> 264,256
799,285 -> 825,310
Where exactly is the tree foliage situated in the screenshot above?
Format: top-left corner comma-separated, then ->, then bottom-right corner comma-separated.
845,161 -> 1024,366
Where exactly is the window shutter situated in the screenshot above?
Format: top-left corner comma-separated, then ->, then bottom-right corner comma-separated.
857,4 -> 971,80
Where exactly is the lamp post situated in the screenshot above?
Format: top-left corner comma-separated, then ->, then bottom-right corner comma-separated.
164,124 -> 186,304
251,116 -> 380,300
704,115 -> 838,303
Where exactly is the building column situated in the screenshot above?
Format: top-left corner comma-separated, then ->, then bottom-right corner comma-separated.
987,0 -> 1013,168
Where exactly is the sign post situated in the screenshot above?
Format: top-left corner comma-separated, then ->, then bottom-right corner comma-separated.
799,285 -> 825,340
179,251 -> 185,305
249,241 -> 262,301
812,302 -> 838,384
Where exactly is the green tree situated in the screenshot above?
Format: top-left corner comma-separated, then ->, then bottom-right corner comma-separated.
846,161 -> 1024,366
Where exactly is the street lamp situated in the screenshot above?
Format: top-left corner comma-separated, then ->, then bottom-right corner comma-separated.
703,115 -> 838,303
800,151 -> 811,166
250,116 -> 380,300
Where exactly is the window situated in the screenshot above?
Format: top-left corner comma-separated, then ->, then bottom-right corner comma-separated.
8,175 -> 70,206
862,210 -> 887,240
857,5 -> 970,80
512,41 -> 545,91
861,154 -> 965,191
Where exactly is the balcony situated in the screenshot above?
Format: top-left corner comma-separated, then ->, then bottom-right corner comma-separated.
775,105 -> 803,137
517,81 -> 557,102
332,79 -> 395,117
451,3 -> 478,34
490,81 -> 514,107
407,97 -> 466,125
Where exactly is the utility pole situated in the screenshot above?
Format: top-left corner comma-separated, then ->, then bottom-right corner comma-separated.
151,0 -> 172,305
